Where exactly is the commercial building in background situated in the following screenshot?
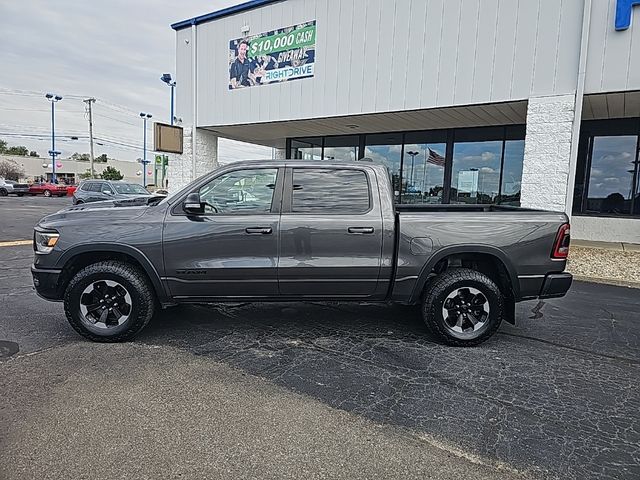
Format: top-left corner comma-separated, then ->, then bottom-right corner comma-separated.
169,0 -> 640,243
0,154 -> 153,185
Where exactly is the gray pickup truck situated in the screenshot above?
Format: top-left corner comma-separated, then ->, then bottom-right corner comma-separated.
31,160 -> 572,346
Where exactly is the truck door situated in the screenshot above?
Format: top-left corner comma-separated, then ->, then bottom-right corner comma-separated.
163,167 -> 283,299
278,166 -> 383,297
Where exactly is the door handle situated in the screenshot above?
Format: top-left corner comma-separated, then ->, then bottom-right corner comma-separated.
348,227 -> 374,234
245,227 -> 272,235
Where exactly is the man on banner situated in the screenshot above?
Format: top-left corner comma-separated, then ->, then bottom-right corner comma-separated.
229,40 -> 251,89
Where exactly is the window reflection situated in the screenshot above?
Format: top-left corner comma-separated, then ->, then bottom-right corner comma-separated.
199,168 -> 277,214
402,143 -> 445,204
451,141 -> 502,204
291,138 -> 322,160
586,136 -> 637,215
364,133 -> 403,202
500,140 -> 524,205
292,168 -> 370,213
323,136 -> 359,161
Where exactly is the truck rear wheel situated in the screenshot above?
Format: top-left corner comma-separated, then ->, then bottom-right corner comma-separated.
421,268 -> 504,347
64,261 -> 156,342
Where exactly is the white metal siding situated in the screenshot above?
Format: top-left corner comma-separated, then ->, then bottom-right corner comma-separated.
585,0 -> 640,93
179,0 -> 586,127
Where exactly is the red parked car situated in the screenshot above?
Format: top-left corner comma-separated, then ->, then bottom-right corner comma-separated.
28,182 -> 68,197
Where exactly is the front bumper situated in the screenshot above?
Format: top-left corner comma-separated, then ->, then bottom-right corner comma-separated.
31,265 -> 63,301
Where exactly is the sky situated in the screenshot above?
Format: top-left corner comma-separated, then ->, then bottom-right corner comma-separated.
0,0 -> 271,164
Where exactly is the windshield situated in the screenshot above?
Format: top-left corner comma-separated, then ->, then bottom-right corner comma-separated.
112,183 -> 150,195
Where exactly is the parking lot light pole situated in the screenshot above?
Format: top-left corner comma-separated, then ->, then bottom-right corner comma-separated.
140,112 -> 152,188
160,74 -> 176,125
406,151 -> 419,188
45,93 -> 63,183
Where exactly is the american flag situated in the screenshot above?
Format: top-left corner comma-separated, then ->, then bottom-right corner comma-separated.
427,148 -> 445,167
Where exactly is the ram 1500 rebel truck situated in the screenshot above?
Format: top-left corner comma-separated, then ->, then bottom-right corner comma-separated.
31,160 -> 572,346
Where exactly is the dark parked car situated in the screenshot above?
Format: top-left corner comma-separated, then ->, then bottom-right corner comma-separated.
32,161 -> 572,346
72,180 -> 150,204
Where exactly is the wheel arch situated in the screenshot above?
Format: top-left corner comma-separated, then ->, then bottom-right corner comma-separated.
409,245 -> 520,305
55,244 -> 169,304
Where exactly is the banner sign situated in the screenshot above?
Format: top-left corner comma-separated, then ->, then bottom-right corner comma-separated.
229,20 -> 316,90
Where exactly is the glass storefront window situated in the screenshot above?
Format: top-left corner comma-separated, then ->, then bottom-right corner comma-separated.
500,140 -> 525,205
585,136 -> 638,215
364,133 -> 403,202
323,135 -> 359,161
402,143 -> 446,204
450,140 -> 503,204
291,138 -> 322,160
289,125 -> 525,206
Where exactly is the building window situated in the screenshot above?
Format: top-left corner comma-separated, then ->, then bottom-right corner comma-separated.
364,133 -> 403,202
291,138 -> 322,160
403,131 -> 447,204
323,136 -> 359,161
288,125 -> 525,206
574,119 -> 640,217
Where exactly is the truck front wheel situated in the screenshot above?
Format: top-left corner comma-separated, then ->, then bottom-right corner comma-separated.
421,268 -> 504,347
64,261 -> 156,342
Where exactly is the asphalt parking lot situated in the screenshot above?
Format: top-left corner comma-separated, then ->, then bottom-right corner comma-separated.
1,195 -> 639,479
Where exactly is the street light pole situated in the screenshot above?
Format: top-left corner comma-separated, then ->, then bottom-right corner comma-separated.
161,74 -> 176,125
140,112 -> 152,188
406,151 -> 419,188
45,93 -> 63,183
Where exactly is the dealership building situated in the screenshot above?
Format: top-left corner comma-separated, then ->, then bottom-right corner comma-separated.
169,0 -> 640,243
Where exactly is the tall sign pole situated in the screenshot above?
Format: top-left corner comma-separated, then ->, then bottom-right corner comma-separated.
84,98 -> 96,178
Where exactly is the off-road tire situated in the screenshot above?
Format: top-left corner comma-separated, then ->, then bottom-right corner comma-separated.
421,268 -> 504,347
64,261 -> 156,342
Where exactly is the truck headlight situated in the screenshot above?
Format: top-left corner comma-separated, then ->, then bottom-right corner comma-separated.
34,230 -> 60,254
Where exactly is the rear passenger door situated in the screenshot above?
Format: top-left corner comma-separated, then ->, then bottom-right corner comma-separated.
278,167 -> 383,298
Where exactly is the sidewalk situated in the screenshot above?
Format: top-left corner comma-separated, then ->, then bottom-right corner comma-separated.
567,240 -> 640,287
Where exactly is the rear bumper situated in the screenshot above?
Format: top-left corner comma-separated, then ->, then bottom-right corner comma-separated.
539,273 -> 573,299
518,272 -> 573,300
31,265 -> 63,301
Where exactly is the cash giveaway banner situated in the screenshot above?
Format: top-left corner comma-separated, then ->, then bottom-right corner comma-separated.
229,20 -> 316,90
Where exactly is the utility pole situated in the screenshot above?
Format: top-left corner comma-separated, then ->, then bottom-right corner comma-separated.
83,98 -> 96,178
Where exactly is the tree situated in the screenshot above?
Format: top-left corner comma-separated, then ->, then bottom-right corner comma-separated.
100,166 -> 123,180
78,169 -> 94,180
0,159 -> 25,181
95,153 -> 108,163
71,152 -> 91,162
5,146 -> 29,156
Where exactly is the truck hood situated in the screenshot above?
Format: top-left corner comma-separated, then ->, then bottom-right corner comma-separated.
37,196 -> 166,229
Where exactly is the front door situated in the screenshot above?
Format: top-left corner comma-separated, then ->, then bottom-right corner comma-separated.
163,167 -> 283,299
278,167 -> 383,298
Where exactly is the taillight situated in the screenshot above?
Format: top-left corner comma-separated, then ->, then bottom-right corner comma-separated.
552,223 -> 571,259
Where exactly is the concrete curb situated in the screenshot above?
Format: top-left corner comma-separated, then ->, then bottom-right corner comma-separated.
572,275 -> 640,289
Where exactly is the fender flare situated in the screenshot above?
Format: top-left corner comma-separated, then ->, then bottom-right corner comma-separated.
55,243 -> 169,303
409,244 -> 521,304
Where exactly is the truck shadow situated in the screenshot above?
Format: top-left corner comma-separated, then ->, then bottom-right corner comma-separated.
137,288 -> 640,480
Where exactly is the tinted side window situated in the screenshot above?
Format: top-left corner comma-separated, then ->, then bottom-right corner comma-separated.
291,168 -> 370,213
89,182 -> 103,192
80,182 -> 93,191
